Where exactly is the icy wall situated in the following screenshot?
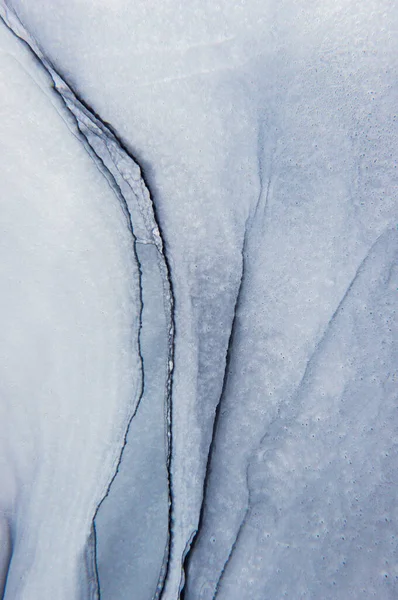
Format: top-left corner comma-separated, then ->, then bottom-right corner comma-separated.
0,1 -> 397,599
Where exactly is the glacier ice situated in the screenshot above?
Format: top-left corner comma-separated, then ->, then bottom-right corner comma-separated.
0,1 -> 397,599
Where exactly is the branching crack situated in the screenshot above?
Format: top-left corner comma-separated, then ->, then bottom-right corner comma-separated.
0,8 -> 176,600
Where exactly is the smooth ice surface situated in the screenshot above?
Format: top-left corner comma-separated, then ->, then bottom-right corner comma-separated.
95,241 -> 170,600
0,1 -> 397,599
0,18 -> 143,599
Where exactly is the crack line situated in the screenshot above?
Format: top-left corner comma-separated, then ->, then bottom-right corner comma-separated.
0,8 -> 176,599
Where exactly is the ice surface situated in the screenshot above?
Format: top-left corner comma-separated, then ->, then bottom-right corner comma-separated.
0,17 -> 143,599
0,1 -> 397,599
95,242 -> 170,600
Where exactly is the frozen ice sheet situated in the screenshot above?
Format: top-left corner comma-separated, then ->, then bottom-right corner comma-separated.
0,17 -> 143,599
0,1 -> 397,599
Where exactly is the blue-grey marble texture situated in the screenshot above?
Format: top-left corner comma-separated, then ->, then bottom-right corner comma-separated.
0,2 -> 397,599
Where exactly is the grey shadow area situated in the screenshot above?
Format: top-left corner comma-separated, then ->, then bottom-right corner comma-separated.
95,242 -> 169,600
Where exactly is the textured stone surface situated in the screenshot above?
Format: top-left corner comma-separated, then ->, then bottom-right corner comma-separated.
0,2 -> 397,598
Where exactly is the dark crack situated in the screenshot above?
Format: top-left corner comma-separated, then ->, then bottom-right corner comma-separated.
0,9 -> 176,600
